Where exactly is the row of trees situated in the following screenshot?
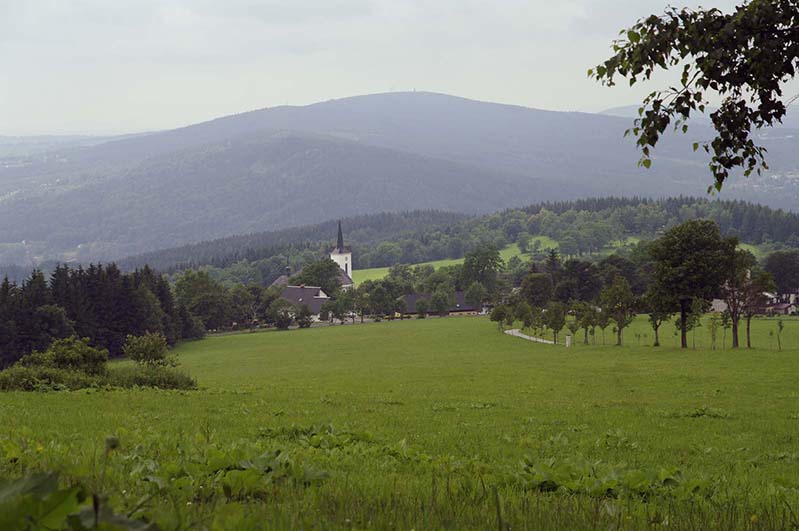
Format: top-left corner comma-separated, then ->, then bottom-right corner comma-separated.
0,264 -> 205,368
493,220 -> 777,349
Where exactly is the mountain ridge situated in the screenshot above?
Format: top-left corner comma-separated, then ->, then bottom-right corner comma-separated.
1,91 -> 798,266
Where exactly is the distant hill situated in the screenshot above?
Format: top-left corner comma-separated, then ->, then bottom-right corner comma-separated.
2,92 -> 799,266
601,104 -> 799,130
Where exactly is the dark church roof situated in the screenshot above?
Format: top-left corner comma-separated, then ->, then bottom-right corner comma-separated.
338,269 -> 354,286
269,274 -> 291,288
271,267 -> 351,289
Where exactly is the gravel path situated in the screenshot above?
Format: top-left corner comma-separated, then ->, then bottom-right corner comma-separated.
504,328 -> 556,345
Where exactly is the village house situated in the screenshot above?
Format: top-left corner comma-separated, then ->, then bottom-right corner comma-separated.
274,221 -> 354,319
279,285 -> 330,317
402,291 -> 484,316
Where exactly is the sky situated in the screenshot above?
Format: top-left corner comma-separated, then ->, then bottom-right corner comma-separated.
0,0 -> 746,135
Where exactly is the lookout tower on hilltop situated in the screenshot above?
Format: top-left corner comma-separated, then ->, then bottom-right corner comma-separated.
329,220 -> 352,277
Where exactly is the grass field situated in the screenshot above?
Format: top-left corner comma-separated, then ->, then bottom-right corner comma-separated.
351,240 -> 551,284
2,315 -> 799,528
351,237 -> 766,285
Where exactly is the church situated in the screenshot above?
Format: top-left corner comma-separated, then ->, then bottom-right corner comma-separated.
329,220 -> 354,289
275,221 -> 354,317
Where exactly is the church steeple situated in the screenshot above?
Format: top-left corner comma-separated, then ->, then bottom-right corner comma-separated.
330,220 -> 353,281
336,220 -> 344,251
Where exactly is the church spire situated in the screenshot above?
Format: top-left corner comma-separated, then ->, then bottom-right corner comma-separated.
336,220 -> 344,251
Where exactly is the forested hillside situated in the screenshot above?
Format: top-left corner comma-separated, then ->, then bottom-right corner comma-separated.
3,92 -> 799,266
137,197 -> 799,288
119,210 -> 469,271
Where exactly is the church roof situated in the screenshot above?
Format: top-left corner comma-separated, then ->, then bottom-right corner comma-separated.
338,269 -> 354,287
269,274 -> 290,288
271,267 -> 352,289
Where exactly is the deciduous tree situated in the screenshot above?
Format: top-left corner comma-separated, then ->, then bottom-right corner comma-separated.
592,1 -> 799,190
600,276 -> 637,346
649,220 -> 734,348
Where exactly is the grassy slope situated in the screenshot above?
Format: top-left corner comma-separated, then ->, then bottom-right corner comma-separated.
351,238 -> 558,284
2,316 -> 799,528
353,236 -> 763,284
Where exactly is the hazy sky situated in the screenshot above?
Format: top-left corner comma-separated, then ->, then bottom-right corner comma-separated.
1,0 -> 746,135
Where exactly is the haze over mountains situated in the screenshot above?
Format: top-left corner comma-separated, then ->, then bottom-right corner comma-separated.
2,91 -> 798,267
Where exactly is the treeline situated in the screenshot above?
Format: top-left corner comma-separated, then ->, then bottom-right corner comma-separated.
118,210 -> 469,272
0,264 -> 205,368
4,197 -> 797,288
189,197 -> 799,288
490,219 -> 785,350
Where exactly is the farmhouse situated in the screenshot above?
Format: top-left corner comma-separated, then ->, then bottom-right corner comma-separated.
402,291 -> 482,316
763,302 -> 797,316
279,285 -> 330,316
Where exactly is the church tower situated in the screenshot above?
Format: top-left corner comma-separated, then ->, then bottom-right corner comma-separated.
329,220 -> 352,277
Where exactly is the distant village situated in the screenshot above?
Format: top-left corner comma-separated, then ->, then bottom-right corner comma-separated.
273,222 -> 483,321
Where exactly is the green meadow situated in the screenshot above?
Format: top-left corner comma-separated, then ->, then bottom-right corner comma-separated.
2,316 -> 799,529
351,238 -> 557,284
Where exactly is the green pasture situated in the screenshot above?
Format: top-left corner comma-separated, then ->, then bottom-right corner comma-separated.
2,316 -> 799,529
352,237 -> 766,285
351,241 -> 543,284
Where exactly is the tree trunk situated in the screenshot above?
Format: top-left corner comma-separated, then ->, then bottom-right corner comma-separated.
584,328 -> 589,345
746,316 -> 752,348
616,323 -> 622,346
653,323 -> 660,347
679,300 -> 689,349
731,318 -> 739,348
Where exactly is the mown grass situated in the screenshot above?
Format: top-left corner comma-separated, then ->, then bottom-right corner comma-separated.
2,316 -> 799,529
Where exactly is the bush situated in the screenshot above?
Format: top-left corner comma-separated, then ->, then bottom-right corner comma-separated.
268,299 -> 296,330
122,332 -> 173,367
106,365 -> 197,390
18,337 -> 108,376
415,299 -> 428,318
296,305 -> 313,328
0,334 -> 197,392
0,365 -> 100,391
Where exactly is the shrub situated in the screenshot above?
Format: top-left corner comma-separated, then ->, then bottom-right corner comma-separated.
0,365 -> 100,391
430,289 -> 454,316
296,305 -> 313,328
106,365 -> 197,390
415,299 -> 428,318
122,332 -> 173,367
18,337 -> 108,376
268,299 -> 296,330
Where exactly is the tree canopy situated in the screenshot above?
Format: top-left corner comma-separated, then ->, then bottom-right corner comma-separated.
592,1 -> 799,190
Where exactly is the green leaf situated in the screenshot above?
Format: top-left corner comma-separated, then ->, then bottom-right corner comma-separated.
641,159 -> 652,169
37,486 -> 86,529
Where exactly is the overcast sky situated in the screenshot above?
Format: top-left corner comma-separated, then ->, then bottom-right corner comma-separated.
1,0 -> 747,135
